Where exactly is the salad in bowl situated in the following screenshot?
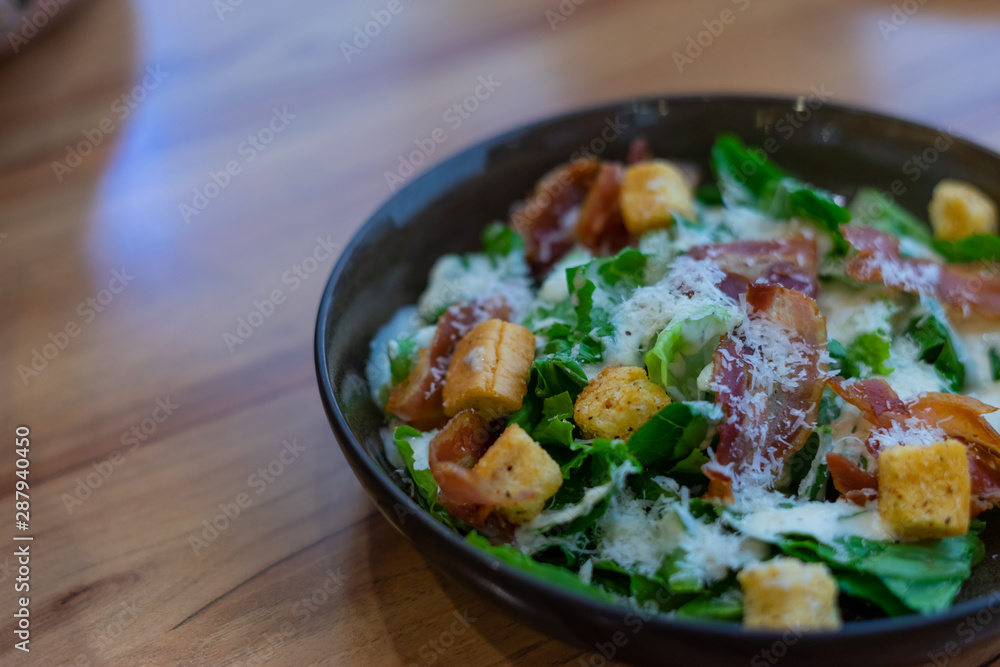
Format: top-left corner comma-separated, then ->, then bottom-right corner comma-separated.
364,133 -> 1000,630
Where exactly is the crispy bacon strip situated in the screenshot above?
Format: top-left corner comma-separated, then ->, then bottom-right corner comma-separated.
842,225 -> 1000,319
510,159 -> 599,275
428,410 -> 532,534
826,376 -> 909,432
824,376 -> 1000,512
826,452 -> 878,506
910,392 -> 1000,457
386,297 -> 510,430
704,285 -> 828,500
687,237 -> 820,300
575,162 -> 630,255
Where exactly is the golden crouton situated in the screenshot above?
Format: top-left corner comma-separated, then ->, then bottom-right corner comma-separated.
878,440 -> 970,539
443,319 -> 535,420
619,160 -> 696,237
738,558 -> 842,631
473,424 -> 562,524
573,366 -> 670,440
928,179 -> 998,241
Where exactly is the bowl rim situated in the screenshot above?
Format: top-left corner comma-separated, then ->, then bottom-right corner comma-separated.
315,93 -> 1000,644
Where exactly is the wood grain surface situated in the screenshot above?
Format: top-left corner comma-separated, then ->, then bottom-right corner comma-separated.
3,0 -> 1000,665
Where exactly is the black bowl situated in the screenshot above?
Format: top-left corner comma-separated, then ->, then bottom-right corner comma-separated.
315,95 -> 1000,667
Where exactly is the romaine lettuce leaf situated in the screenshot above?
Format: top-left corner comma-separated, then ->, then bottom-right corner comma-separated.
644,306 -> 740,394
777,532 -> 984,615
849,188 -> 934,248
904,314 -> 965,392
466,532 -> 616,602
482,221 -> 525,259
387,336 -> 418,385
393,426 -> 459,528
531,392 -> 576,448
785,426 -> 832,501
828,331 -> 893,380
567,248 -> 649,332
934,234 -> 1000,263
627,403 -> 710,470
509,357 -> 590,434
675,588 -> 743,621
524,439 -> 639,545
711,134 -> 850,253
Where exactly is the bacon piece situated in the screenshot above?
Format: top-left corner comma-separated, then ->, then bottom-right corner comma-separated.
687,237 -> 820,300
704,285 -> 828,499
842,225 -> 1000,319
428,410 -> 530,534
826,452 -> 878,505
510,158 -> 600,275
938,264 -> 1000,318
387,297 -> 510,430
909,392 -> 1000,457
826,377 -> 909,431
575,162 -> 630,255
967,449 -> 1000,515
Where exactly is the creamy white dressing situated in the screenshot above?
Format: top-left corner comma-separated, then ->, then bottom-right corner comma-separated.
729,497 -> 890,545
601,256 -> 740,367
952,316 -> 1000,429
878,338 -> 950,398
406,429 -> 438,472
418,252 -> 534,324
537,247 -> 593,304
817,283 -> 899,345
365,305 -> 424,403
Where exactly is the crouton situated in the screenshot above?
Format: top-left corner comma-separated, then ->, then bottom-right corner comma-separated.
472,423 -> 562,524
619,160 -> 696,237
443,319 -> 535,420
573,366 -> 670,440
878,440 -> 970,539
738,558 -> 842,631
928,179 -> 998,241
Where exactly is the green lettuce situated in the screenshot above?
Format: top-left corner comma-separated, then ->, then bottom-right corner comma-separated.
481,221 -> 525,259
509,357 -> 589,434
711,134 -> 850,253
387,336 -> 418,385
828,331 -> 893,380
905,314 -> 965,392
644,306 -> 738,395
567,247 -> 649,332
849,188 -> 934,248
934,234 -> 1000,263
627,403 -> 711,470
777,532 -> 984,616
466,532 -> 616,602
393,426 -> 459,528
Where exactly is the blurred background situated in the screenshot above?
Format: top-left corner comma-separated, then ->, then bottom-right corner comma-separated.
3,0 -> 1000,664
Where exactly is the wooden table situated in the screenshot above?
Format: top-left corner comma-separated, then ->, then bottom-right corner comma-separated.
4,0 -> 1000,665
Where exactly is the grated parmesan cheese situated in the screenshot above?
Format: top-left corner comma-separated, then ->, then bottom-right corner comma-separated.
870,418 -> 947,450
418,253 -> 535,324
602,256 -> 741,367
708,301 -> 821,500
878,338 -> 950,398
817,284 -> 899,345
